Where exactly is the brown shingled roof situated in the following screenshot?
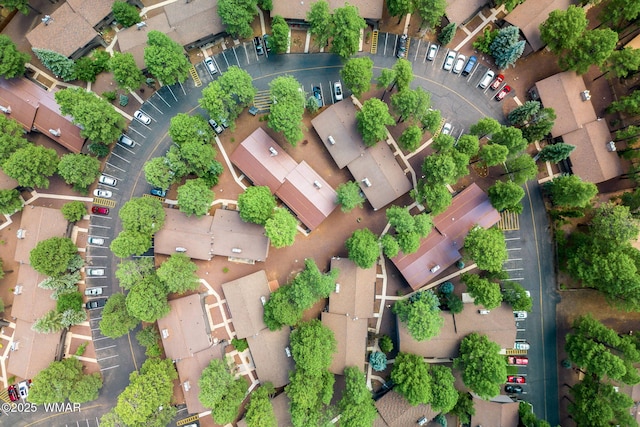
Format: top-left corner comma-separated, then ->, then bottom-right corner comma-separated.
14,206 -> 68,265
157,294 -> 212,361
271,0 -> 382,21
504,0 -> 574,52
247,328 -> 295,388
175,344 -> 224,414
312,100 -> 366,169
154,208 -> 214,261
328,257 -> 376,319
116,13 -> 174,69
67,0 -> 115,27
211,209 -> 269,262
445,0 -> 488,25
321,312 -> 367,374
7,319 -> 62,379
392,183 -> 500,290
222,270 -> 270,339
164,0 -> 225,46
472,394 -> 520,427
375,390 -> 438,427
12,265 -> 55,323
0,170 -> 18,190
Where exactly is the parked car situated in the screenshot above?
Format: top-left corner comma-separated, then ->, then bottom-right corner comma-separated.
254,36 -> 264,55
92,206 -> 109,215
85,287 -> 103,296
462,55 -> 477,76
219,116 -> 229,128
334,81 -> 343,101
442,123 -> 452,135
17,380 -> 31,399
8,385 -> 18,401
150,187 -> 167,198
262,34 -> 271,53
443,50 -> 457,71
505,385 -> 523,394
514,310 -> 528,319
93,189 -> 112,198
87,237 -> 105,246
478,70 -> 495,89
98,175 -> 117,187
490,73 -> 505,90
426,43 -> 438,61
396,34 -> 408,58
452,54 -> 466,74
514,341 -> 530,350
86,298 -> 107,310
495,85 -> 512,101
86,268 -> 105,276
208,119 -> 223,134
507,375 -> 526,384
203,57 -> 217,75
313,86 -> 323,107
508,356 -> 529,365
118,134 -> 135,147
133,110 -> 151,125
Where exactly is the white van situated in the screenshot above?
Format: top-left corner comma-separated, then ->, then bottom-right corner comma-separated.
478,70 -> 495,89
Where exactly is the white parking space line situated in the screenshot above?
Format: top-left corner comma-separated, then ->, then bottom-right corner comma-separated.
508,258 -> 523,261
329,80 -> 335,103
90,215 -> 112,220
232,46 -> 240,66
95,345 -> 117,351
383,34 -> 388,55
110,152 -> 131,163
145,100 -> 164,114
504,268 -> 524,272
503,277 -> 524,281
467,65 -> 479,81
128,127 -> 147,138
116,145 -> 137,155
211,55 -> 222,74
504,237 -> 521,241
413,39 -> 420,62
507,247 -> 521,250
97,354 -> 119,362
89,225 -> 111,229
93,336 -> 110,342
105,162 -> 125,173
154,91 -> 171,107
100,365 -> 120,372
244,42 -> 253,63
85,255 -> 108,259
441,49 -> 449,70
319,83 -> 325,107
166,85 -> 178,102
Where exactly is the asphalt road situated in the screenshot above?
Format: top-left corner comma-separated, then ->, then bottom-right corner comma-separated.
13,44 -> 556,426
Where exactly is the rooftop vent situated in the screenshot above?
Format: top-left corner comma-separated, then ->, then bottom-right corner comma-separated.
285,346 -> 292,357
176,247 -> 187,252
269,146 -> 278,156
49,128 -> 61,137
0,105 -> 11,114
10,341 -> 19,351
16,229 -> 25,239
581,90 -> 591,101
313,180 -> 322,189
183,381 -> 191,391
161,329 -> 169,339
42,15 -> 53,25
607,141 -> 616,152
14,285 -> 22,295
362,178 -> 372,187
335,283 -> 340,293
328,135 -> 336,145
231,247 -> 242,253
136,22 -> 147,30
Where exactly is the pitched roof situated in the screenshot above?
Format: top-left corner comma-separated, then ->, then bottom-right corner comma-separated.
328,257 -> 376,319
375,390 -> 438,427
154,208 -> 214,260
398,304 -> 517,359
392,184 -> 500,290
504,0 -> 574,51
164,0 -> 225,46
175,344 -> 224,414
246,328 -> 295,388
271,0 -> 383,21
445,0 -> 488,25
239,392 -> 293,427
116,12 -> 174,69
535,71 -> 597,138
472,394 -> 520,427
0,78 -> 85,153
14,206 -> 68,265
562,120 -> 622,183
26,2 -> 99,58
626,33 -> 640,49
66,0 -> 115,27
211,209 -> 269,262
321,312 -> 368,375
0,170 -> 18,190
7,319 -> 62,379
222,270 -> 270,339
12,264 -> 55,323
157,294 -> 212,361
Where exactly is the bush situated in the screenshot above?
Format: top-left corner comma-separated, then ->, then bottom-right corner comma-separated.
61,201 -> 87,222
369,351 -> 387,371
136,325 -> 162,357
112,1 -> 141,28
102,90 -> 117,102
440,281 -> 454,294
379,335 -> 393,353
56,292 -> 83,313
231,337 -> 248,352
119,94 -> 129,106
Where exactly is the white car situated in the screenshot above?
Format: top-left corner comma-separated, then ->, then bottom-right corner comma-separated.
452,54 -> 466,74
93,189 -> 112,198
478,70 -> 495,89
85,287 -> 103,296
133,110 -> 151,125
334,81 -> 343,101
426,44 -> 438,61
87,237 -> 105,246
514,341 -> 530,350
86,268 -> 105,276
204,57 -> 217,75
442,123 -> 452,135
17,380 -> 30,399
443,51 -> 456,71
514,311 -> 528,319
98,175 -> 117,187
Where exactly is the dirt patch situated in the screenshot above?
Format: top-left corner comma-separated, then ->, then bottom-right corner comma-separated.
289,30 -> 307,53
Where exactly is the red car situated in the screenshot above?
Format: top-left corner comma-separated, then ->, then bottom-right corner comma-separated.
495,85 -> 511,101
92,206 -> 109,215
507,375 -> 526,384
508,356 -> 529,365
7,385 -> 19,401
490,74 -> 504,90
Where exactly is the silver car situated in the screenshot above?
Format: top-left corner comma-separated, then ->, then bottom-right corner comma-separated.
87,237 -> 105,246
93,189 -> 112,198
118,134 -> 135,147
443,51 -> 456,71
441,123 -> 452,135
98,175 -> 117,187
86,268 -> 105,276
426,44 -> 438,61
85,287 -> 103,296
204,57 -> 217,75
452,54 -> 466,74
334,81 -> 343,101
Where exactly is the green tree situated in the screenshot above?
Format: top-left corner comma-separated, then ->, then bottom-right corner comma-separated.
218,0 -> 258,38
0,114 -> 29,165
28,358 -> 102,404
489,26 -> 524,69
238,186 -> 276,225
55,87 -> 125,143
470,117 -> 501,138
413,182 -> 452,215
377,68 -> 396,100
307,0 -> 332,48
109,52 -> 144,91
398,125 -> 423,152
503,154 -> 538,185
265,208 -> 298,248
0,189 -> 22,214
430,365 -> 457,413
456,134 -> 480,158
599,0 -> 640,28
454,333 -> 507,400
450,391 -> 475,425
608,89 -> 640,115
391,87 -> 431,124
539,5 -> 587,54
422,153 -> 456,185
112,1 -> 141,27
32,48 -> 75,81
177,179 -> 214,217
110,231 -> 152,258
99,293 -> 140,339
70,57 -> 99,82
345,228 -> 380,269
56,291 -> 83,313
157,252 -> 199,294
336,181 -> 365,212
4,145 -> 58,189
461,273 -> 503,310
432,133 -> 455,153
472,27 -> 499,54
393,290 -> 444,341
143,30 -> 191,85
369,351 -> 388,371
568,375 -> 637,427
116,258 -> 155,290
119,197 -> 165,235
591,203 -> 639,250
391,352 -> 432,405
245,385 -> 277,427
438,22 -> 456,45
30,237 -> 78,277
356,98 -> 394,146
538,143 -> 575,163
329,3 -> 366,59
57,153 -> 100,193
199,66 -> 256,128
341,57 -> 373,98
392,58 -> 414,92
169,113 -> 212,146
268,75 -> 306,145
125,274 -> 170,322
113,358 -> 177,427
492,126 -> 527,157
199,359 -> 248,424
0,0 -> 29,14
339,367 -> 377,427
379,335 -> 393,353
560,28 -> 617,75
502,281 -> 533,312
0,35 -> 29,78
271,15 -> 289,54
287,369 -> 335,427
488,180 -> 524,213
387,0 -> 412,22
507,101 -> 541,126
415,0 -> 447,29
421,108 -> 442,134
381,233 -> 400,258
31,309 -> 63,334
598,47 -> 640,81
544,174 -> 597,208
463,226 -> 507,272
290,319 -> 337,375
